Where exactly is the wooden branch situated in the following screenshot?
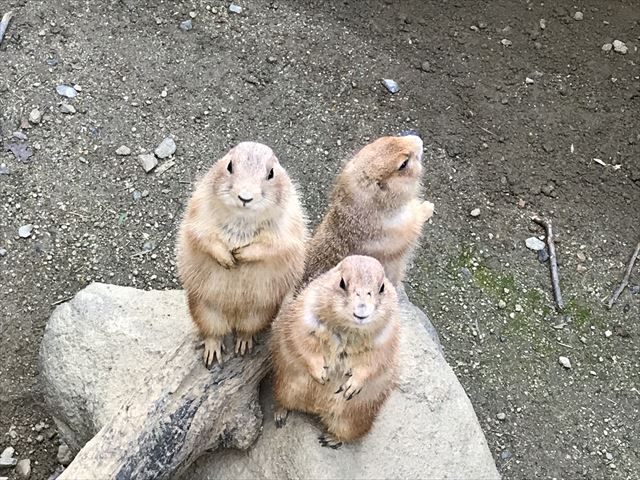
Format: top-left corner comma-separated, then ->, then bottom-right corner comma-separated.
532,215 -> 564,311
608,241 -> 640,309
0,11 -> 13,47
59,333 -> 269,480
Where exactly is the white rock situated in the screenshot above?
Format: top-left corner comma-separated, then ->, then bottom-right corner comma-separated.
229,4 -> 242,14
558,356 -> 572,369
573,11 -> 583,21
525,77 -> 534,84
539,19 -> 546,29
15,459 -> 31,479
29,109 -> 42,124
497,300 -> 507,309
613,40 -> 628,54
116,145 -> 131,156
154,137 -> 176,159
138,154 -> 158,173
56,85 -> 77,98
604,330 -> 612,338
526,237 -> 545,251
0,248 -> 6,257
18,224 -> 33,238
602,43 -> 612,52
0,447 -> 14,459
470,208 -> 481,217
39,284 -> 499,479
496,412 -> 506,421
500,39 -> 512,47
515,304 -> 523,312
381,78 -> 399,94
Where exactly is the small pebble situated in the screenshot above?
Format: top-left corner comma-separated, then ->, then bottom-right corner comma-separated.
29,109 -> 42,124
613,40 -> 628,54
16,459 -> 31,479
498,300 -> 507,309
537,248 -> 549,263
155,137 -> 176,159
539,19 -> 546,29
116,145 -> 131,156
189,11 -> 197,18
470,208 -> 481,217
0,447 -> 14,459
525,77 -> 534,84
381,78 -> 399,94
515,304 -> 523,312
267,56 -> 277,64
60,104 -> 76,114
573,11 -> 583,21
501,450 -> 513,460
12,131 -> 27,141
56,84 -> 77,98
500,39 -> 512,47
421,61 -> 431,72
576,265 -> 587,273
496,412 -> 506,421
576,252 -> 586,262
35,435 -> 44,443
138,154 -> 158,173
558,356 -> 572,369
604,330 -> 612,338
57,444 -> 73,466
19,224 -> 33,238
229,4 -> 242,14
606,452 -> 613,460
526,237 -> 545,251
0,248 -> 7,257
602,43 -> 612,52
180,19 -> 193,31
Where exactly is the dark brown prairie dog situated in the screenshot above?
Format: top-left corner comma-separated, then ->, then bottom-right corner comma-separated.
176,142 -> 307,367
303,134 -> 434,286
271,255 -> 400,448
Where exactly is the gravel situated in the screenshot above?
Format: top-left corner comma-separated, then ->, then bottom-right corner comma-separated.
55,85 -> 77,98
154,137 -> 176,159
116,146 -> 131,156
470,208 -> 481,217
525,237 -> 545,251
18,224 -> 33,238
56,444 -> 73,467
558,356 -> 572,369
138,154 -> 158,173
16,459 -> 31,479
381,79 -> 399,94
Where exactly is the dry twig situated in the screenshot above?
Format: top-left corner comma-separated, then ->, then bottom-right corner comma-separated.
532,215 -> 564,310
607,241 -> 640,309
0,11 -> 13,47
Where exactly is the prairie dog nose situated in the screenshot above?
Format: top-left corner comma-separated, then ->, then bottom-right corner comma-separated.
238,193 -> 253,204
398,129 -> 422,140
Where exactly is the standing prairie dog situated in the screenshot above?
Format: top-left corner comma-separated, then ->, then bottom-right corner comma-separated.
303,134 -> 434,285
271,255 -> 400,448
176,142 -> 307,367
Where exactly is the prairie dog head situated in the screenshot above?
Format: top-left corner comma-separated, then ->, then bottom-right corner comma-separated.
341,135 -> 424,209
206,142 -> 291,217
316,255 -> 397,331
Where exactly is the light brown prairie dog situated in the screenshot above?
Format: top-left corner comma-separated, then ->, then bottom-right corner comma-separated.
271,255 -> 400,448
176,142 -> 307,367
303,134 -> 434,286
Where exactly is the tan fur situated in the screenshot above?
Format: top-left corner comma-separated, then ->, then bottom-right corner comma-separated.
176,142 -> 307,366
303,135 -> 434,286
271,255 -> 400,445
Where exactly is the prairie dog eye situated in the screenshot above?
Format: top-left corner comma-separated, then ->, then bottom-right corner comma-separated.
398,158 -> 409,171
379,283 -> 385,294
227,161 -> 233,174
267,168 -> 274,180
339,278 -> 346,290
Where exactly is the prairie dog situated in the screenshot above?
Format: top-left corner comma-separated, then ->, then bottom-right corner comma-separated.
303,135 -> 434,285
271,255 -> 400,448
176,142 -> 307,367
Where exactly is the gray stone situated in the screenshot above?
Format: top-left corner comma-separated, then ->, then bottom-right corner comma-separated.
154,137 -> 176,159
421,61 -> 431,72
602,43 -> 612,52
538,248 -> 549,263
115,146 -> 131,156
0,248 -> 6,257
470,208 -> 481,217
40,283 -> 497,479
381,78 -> 399,94
496,412 -> 506,421
13,132 -> 28,141
137,154 -> 158,173
15,459 -> 30,479
497,299 -> 507,309
56,85 -> 77,98
18,224 -> 33,238
573,11 -> 583,21
180,19 -> 193,31
29,109 -> 42,124
0,457 -> 17,468
500,38 -> 512,47
526,237 -> 545,251
229,4 -> 242,14
59,104 -> 76,115
56,444 -> 73,466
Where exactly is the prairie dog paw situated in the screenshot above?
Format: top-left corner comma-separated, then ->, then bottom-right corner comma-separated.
310,361 -> 329,385
274,408 -> 289,428
203,337 -> 225,367
234,334 -> 254,356
335,375 -> 363,400
216,251 -> 236,269
318,433 -> 343,449
418,200 -> 434,222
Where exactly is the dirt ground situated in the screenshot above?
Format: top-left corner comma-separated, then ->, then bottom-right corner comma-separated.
1,0 -> 639,479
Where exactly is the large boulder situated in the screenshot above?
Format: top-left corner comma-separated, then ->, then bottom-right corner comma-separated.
39,283 -> 499,479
